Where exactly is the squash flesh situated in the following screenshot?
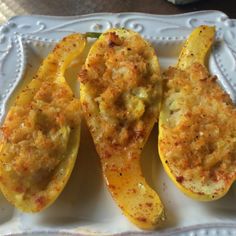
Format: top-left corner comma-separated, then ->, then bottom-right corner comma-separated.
0,34 -> 86,212
79,29 -> 165,229
159,26 -> 236,200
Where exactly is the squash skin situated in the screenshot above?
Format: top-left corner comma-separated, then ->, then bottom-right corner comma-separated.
0,34 -> 86,212
158,26 -> 236,201
177,26 -> 215,70
79,28 -> 165,229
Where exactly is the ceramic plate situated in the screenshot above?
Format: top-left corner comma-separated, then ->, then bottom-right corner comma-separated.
0,10 -> 236,236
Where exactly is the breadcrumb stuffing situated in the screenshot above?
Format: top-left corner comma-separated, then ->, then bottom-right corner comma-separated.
0,80 -> 80,194
159,63 -> 236,196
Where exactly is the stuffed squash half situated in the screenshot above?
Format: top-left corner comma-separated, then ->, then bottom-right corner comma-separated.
0,33 -> 86,212
159,26 -> 236,201
79,28 -> 165,229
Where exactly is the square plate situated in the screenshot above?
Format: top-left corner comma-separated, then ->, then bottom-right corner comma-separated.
0,11 -> 236,236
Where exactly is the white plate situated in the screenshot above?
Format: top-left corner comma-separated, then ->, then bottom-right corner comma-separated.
0,11 -> 236,236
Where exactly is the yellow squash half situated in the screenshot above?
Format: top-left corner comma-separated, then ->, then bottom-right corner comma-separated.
0,34 -> 86,212
79,28 -> 165,229
159,25 -> 236,200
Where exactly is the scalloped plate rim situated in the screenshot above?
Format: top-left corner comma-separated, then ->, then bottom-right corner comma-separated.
4,10 -> 228,24
4,223 -> 236,236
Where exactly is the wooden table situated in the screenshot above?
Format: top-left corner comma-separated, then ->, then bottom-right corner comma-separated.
0,0 -> 235,23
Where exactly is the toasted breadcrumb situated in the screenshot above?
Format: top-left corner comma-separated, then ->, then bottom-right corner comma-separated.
159,63 -> 236,196
0,81 -> 80,194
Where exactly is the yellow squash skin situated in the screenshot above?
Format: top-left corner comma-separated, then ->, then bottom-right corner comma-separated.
0,34 -> 86,212
177,26 -> 215,70
79,29 -> 165,229
159,26 -> 236,201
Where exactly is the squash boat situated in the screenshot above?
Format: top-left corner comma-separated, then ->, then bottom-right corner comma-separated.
79,28 -> 165,229
0,34 -> 86,212
158,25 -> 236,201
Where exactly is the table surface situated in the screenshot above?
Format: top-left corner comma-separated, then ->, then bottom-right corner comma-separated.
0,0 -> 235,23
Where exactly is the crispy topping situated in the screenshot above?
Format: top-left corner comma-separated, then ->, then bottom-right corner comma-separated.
160,63 -> 236,195
0,80 -> 80,192
79,30 -> 161,151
